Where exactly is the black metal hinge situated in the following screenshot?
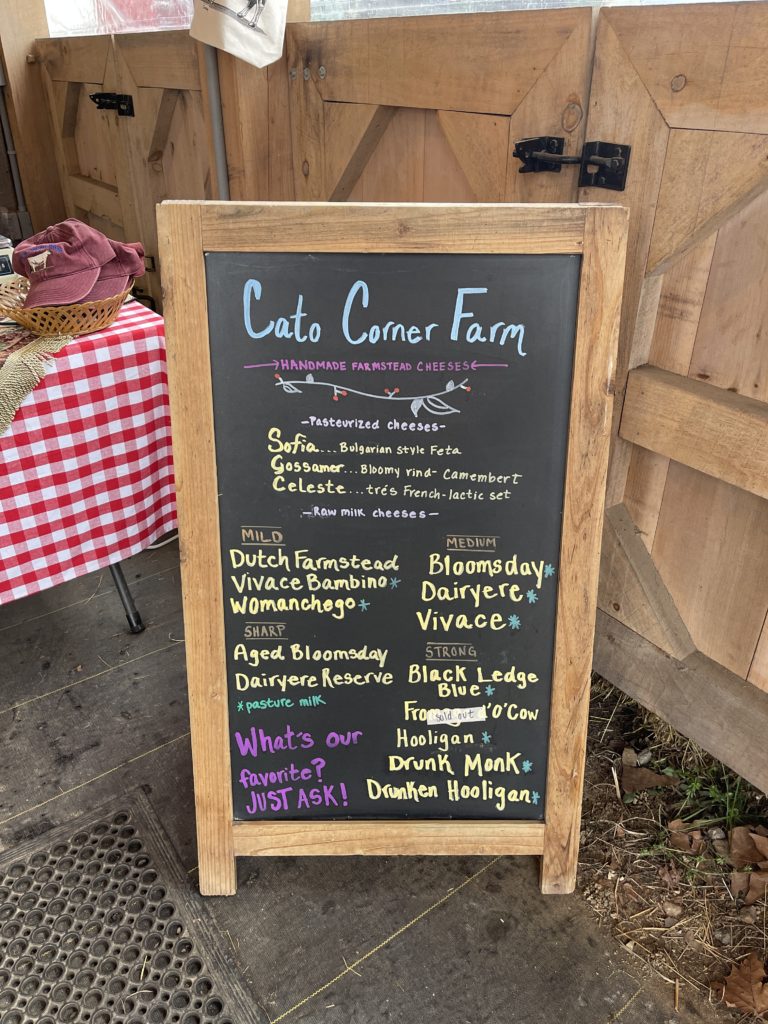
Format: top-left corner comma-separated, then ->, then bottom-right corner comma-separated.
513,137 -> 631,191
89,92 -> 135,117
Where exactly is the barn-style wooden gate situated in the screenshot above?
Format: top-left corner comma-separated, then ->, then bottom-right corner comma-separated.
30,3 -> 768,790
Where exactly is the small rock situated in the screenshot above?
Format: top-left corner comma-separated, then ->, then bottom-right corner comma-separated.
663,916 -> 677,928
713,928 -> 732,946
707,826 -> 726,841
636,748 -> 653,766
623,939 -> 635,951
712,838 -> 730,859
738,907 -> 757,925
662,901 -> 683,918
684,928 -> 702,951
621,747 -> 638,767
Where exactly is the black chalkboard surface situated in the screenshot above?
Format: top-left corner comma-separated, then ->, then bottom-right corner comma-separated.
205,251 -> 581,822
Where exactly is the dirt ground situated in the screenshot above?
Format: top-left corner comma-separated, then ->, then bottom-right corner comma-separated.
580,677 -> 768,1021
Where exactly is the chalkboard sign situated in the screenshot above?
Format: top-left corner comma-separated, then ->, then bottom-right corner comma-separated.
159,202 -> 627,896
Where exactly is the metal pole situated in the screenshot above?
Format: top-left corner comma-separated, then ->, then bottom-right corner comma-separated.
110,564 -> 145,634
203,44 -> 230,201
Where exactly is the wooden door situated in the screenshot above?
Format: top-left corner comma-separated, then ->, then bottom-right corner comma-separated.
583,2 -> 768,791
37,32 -> 212,307
37,37 -> 131,243
218,9 -> 593,204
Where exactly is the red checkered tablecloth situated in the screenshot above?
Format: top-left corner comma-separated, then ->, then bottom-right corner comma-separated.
0,300 -> 177,604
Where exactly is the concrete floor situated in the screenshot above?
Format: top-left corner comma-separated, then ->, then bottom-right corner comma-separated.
0,544 -> 719,1023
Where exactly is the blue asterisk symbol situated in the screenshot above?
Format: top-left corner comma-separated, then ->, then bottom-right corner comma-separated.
485,684 -> 495,696
531,791 -> 540,806
237,701 -> 244,712
544,563 -> 555,578
508,614 -> 521,629
389,577 -> 401,589
526,589 -> 538,604
522,759 -> 533,774
481,731 -> 491,744
358,598 -> 370,611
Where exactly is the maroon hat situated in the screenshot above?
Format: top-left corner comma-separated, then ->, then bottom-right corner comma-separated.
13,219 -> 115,308
84,239 -> 145,302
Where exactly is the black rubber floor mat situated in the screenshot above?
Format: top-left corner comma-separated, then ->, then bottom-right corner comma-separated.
0,790 -> 254,1024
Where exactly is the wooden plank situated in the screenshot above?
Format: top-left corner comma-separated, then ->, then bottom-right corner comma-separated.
0,0 -> 65,231
620,366 -> 768,500
541,204 -> 629,894
350,108 -> 426,202
324,102 -> 396,201
594,609 -> 768,796
580,14 -> 669,508
437,110 -> 509,203
36,35 -> 110,84
504,10 -> 591,203
649,234 -> 717,375
622,449 -> 673,554
200,201 -> 589,253
598,504 -> 695,661
115,32 -> 200,91
287,9 -> 588,115
285,32 -> 326,200
232,820 -> 545,857
653,464 -> 768,679
689,188 -> 768,404
647,130 -> 768,276
267,58 -> 294,201
749,617 -> 768,693
218,52 -> 269,200
287,0 -> 310,18
156,203 -> 235,896
147,89 -> 181,163
68,174 -> 122,226
74,81 -> 120,188
422,111 -> 474,202
604,2 -> 768,134
624,236 -> 717,551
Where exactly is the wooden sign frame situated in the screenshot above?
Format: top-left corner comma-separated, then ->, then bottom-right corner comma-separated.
158,201 -> 627,897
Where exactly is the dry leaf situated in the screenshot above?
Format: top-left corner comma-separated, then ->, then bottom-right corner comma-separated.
753,834 -> 768,860
729,827 -> 765,869
668,819 -> 705,855
659,861 -> 681,887
730,871 -> 750,899
720,953 -> 768,1017
622,766 -> 678,794
745,871 -> 768,907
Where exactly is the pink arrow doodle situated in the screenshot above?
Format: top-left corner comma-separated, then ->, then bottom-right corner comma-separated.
244,360 -> 279,369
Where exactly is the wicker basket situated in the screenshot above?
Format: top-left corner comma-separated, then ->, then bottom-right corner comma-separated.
0,276 -> 130,337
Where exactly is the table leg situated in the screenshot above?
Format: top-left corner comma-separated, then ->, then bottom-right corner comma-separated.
109,563 -> 145,634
